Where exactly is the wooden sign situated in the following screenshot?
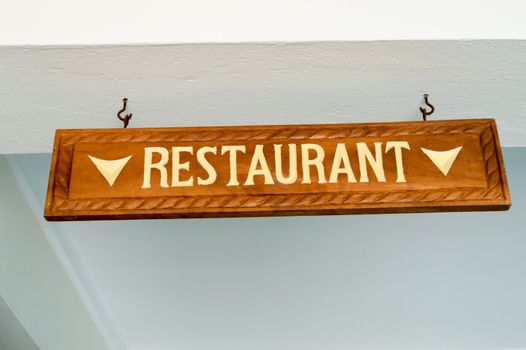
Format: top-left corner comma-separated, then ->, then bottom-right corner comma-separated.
44,119 -> 510,221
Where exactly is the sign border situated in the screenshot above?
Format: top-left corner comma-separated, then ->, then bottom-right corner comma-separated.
44,119 -> 511,221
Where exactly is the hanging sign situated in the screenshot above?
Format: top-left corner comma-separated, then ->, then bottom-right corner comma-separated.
44,119 -> 510,220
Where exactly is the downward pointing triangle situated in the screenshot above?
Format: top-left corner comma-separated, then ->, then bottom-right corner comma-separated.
421,146 -> 462,176
88,155 -> 132,187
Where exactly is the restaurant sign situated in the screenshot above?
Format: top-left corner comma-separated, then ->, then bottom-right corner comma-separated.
44,119 -> 510,220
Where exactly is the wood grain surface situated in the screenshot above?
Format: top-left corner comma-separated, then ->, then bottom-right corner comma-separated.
44,119 -> 510,221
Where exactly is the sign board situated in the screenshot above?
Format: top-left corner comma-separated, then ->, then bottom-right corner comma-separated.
44,119 -> 510,220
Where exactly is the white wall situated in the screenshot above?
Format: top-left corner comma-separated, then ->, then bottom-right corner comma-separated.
0,0 -> 526,45
1,40 -> 526,154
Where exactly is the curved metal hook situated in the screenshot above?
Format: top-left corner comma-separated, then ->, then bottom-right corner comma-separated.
419,94 -> 435,121
117,97 -> 132,128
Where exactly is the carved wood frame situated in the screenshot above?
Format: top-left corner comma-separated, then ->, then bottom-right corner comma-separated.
44,119 -> 510,220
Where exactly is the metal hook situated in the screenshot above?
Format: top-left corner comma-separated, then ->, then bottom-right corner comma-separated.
117,97 -> 132,128
419,94 -> 435,121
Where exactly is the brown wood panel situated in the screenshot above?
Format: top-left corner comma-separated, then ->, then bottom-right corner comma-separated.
44,119 -> 510,221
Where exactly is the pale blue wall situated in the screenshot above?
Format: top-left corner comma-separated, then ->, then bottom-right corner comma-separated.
2,148 -> 526,350
0,156 -> 112,350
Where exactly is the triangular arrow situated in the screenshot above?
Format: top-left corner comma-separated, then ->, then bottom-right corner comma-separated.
88,155 -> 132,187
420,146 -> 462,176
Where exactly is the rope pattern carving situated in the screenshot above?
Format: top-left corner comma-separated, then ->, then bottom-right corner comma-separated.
50,122 -> 504,213
62,123 -> 486,146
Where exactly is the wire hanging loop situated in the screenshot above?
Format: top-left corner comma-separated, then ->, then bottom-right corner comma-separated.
419,94 -> 435,121
117,97 -> 132,128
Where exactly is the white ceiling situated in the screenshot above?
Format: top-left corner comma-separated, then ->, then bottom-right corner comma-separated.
1,40 -> 526,154
1,0 -> 526,45
7,149 -> 526,350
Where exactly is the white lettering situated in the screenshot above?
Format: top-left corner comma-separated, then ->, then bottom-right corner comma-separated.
274,144 -> 298,184
197,146 -> 218,185
385,141 -> 410,183
245,145 -> 274,185
301,144 -> 326,184
172,147 -> 194,187
142,147 -> 169,188
221,145 -> 246,186
357,142 -> 386,182
329,143 -> 357,183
